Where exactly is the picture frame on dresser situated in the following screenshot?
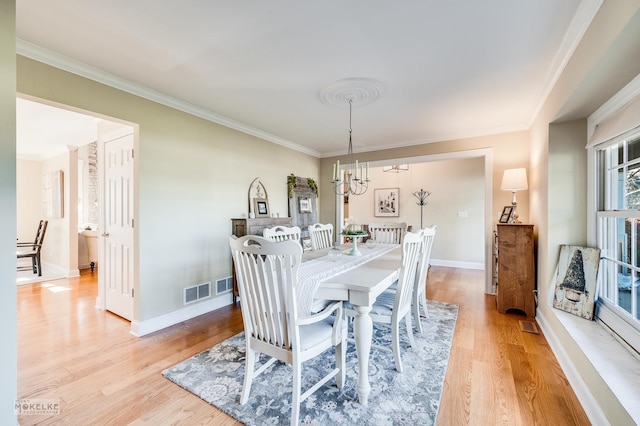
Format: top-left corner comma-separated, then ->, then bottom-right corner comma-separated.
253,198 -> 269,218
499,205 -> 513,223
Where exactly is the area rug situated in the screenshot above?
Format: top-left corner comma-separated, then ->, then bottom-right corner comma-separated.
162,299 -> 458,425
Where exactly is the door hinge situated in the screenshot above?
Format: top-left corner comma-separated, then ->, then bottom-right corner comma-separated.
132,289 -> 134,298
132,218 -> 134,228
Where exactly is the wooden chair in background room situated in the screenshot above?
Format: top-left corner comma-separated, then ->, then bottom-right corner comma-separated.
263,225 -> 302,246
17,219 -> 48,276
368,222 -> 407,244
413,225 -> 437,333
229,235 -> 346,426
345,230 -> 423,373
308,223 -> 334,250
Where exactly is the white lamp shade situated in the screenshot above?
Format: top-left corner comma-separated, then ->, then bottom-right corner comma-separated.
501,168 -> 528,191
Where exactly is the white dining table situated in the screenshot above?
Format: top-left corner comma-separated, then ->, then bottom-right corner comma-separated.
300,243 -> 402,405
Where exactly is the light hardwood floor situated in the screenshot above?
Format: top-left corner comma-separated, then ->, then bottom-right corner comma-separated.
17,267 -> 590,425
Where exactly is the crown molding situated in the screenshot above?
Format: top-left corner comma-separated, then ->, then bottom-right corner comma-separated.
526,0 -> 604,128
16,39 -> 321,158
587,72 -> 640,139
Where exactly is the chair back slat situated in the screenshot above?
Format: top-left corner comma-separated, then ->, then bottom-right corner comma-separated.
393,230 -> 423,318
368,222 -> 407,244
415,225 -> 437,291
308,223 -> 333,250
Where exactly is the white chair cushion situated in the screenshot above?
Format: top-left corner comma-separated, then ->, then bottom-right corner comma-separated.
299,317 -> 335,351
345,288 -> 396,317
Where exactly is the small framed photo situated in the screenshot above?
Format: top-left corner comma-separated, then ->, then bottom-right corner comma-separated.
254,198 -> 269,218
499,205 -> 513,223
374,188 -> 399,217
299,197 -> 312,213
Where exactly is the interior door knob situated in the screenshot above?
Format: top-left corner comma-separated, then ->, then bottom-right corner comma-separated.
101,232 -> 110,237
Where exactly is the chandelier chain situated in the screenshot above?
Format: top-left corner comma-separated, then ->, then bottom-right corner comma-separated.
331,98 -> 370,196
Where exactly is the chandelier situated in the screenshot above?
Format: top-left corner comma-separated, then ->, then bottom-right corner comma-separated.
331,99 -> 370,196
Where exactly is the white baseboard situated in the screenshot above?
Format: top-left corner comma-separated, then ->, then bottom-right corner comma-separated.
41,262 -> 78,278
129,294 -> 234,337
430,258 -> 484,270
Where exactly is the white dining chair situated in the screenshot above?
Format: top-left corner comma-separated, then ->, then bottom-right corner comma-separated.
345,230 -> 423,373
368,222 -> 407,244
229,235 -> 346,426
308,223 -> 334,250
413,225 -> 437,333
263,225 -> 302,245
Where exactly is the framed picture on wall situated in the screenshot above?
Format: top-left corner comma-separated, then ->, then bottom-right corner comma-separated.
499,206 -> 513,223
374,188 -> 399,217
254,198 -> 269,218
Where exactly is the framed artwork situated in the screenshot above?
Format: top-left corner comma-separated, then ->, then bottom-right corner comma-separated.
375,188 -> 399,217
253,198 -> 269,218
43,170 -> 64,218
299,197 -> 312,213
499,206 -> 513,223
552,245 -> 601,320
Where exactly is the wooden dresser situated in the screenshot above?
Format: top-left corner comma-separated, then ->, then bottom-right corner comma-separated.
231,217 -> 292,238
494,224 -> 535,317
230,217 -> 293,302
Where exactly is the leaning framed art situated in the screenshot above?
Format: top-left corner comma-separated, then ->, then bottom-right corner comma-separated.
552,245 -> 601,320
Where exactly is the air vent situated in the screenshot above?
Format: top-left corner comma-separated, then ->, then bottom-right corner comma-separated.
519,320 -> 539,334
216,276 -> 233,295
183,282 -> 211,305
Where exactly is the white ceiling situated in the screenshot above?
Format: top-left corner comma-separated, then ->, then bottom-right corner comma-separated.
15,0 -> 598,160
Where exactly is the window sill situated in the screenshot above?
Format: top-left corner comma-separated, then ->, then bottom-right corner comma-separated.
539,306 -> 640,425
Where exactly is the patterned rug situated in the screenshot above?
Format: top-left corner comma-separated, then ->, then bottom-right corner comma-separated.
162,299 -> 458,425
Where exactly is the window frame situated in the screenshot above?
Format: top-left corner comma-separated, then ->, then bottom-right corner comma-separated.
591,131 -> 640,354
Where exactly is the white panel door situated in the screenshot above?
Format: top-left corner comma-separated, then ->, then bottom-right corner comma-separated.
103,133 -> 134,320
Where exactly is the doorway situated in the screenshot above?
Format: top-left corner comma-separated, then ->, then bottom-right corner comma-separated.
16,95 -> 137,321
334,148 -> 494,293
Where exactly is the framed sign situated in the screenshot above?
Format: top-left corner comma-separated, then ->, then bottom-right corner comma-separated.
499,206 -> 513,223
375,188 -> 399,217
299,197 -> 312,213
253,198 -> 269,217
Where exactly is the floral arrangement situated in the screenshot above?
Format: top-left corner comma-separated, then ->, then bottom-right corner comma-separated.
342,223 -> 366,235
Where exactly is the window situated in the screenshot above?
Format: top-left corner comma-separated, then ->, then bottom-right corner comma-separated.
595,131 -> 640,353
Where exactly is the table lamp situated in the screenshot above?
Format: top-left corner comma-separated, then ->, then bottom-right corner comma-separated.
501,168 -> 528,223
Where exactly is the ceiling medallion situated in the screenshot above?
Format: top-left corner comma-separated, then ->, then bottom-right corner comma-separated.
320,78 -> 384,107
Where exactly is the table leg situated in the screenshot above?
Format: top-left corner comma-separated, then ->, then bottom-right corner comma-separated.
353,304 -> 373,405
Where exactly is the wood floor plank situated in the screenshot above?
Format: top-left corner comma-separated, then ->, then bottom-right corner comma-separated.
18,267 -> 588,425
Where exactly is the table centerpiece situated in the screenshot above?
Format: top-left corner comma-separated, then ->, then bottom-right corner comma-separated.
342,224 -> 368,256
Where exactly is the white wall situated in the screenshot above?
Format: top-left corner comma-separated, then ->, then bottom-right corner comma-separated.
1,0 -> 17,422
39,151 -> 78,275
346,157 -> 485,265
16,159 -> 42,241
